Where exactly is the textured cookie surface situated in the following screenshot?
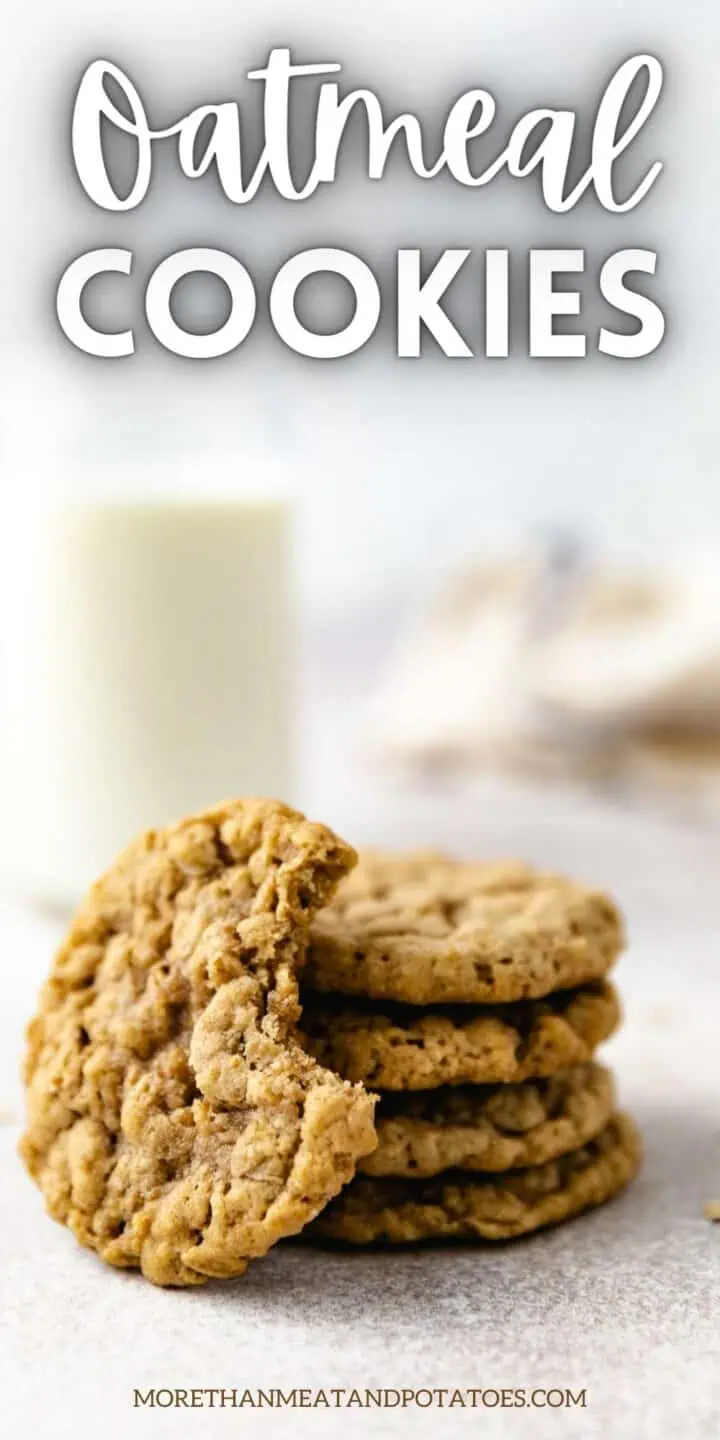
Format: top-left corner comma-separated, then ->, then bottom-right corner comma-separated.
301,981 -> 620,1091
309,1113 -> 641,1244
21,799 -> 377,1287
361,1063 -> 614,1177
305,851 -> 623,1005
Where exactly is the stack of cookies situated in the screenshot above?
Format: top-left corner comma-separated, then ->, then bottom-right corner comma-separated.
19,801 -> 641,1287
300,852 -> 641,1246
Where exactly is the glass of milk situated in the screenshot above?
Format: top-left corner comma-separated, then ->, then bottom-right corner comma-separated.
0,451 -> 292,910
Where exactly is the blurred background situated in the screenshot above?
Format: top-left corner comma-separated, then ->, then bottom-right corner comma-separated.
2,0 -> 720,944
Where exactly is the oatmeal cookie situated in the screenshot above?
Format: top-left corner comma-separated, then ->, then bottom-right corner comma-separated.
305,851 -> 622,1005
309,1112 -> 642,1244
300,981 -> 620,1090
361,1062 -> 614,1177
20,799 -> 377,1286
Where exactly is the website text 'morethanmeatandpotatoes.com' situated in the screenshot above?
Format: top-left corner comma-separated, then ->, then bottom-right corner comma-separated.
132,1386 -> 587,1411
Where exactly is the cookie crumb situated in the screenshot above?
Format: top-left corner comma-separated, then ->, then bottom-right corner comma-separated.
704,1202 -> 720,1221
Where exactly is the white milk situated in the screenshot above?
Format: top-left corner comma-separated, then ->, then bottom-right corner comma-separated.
0,495 -> 291,908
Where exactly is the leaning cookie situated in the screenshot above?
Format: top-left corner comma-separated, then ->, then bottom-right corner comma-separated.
305,851 -> 623,1006
20,799 -> 377,1287
309,1113 -> 642,1244
300,981 -> 620,1091
361,1063 -> 615,1177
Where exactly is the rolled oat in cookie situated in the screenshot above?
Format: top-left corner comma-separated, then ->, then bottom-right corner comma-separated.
361,1062 -> 615,1177
309,1112 -> 642,1245
305,851 -> 623,1006
300,981 -> 621,1090
20,799 -> 377,1287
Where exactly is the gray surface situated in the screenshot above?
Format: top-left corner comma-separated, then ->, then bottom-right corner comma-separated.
2,781 -> 720,1440
2,1089 -> 718,1440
